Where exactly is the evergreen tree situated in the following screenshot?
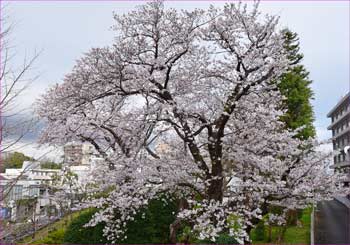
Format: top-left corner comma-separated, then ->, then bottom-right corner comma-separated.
278,30 -> 316,140
40,160 -> 62,169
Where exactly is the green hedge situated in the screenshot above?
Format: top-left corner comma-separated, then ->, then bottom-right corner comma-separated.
62,198 -> 252,244
63,209 -> 108,244
63,198 -> 177,244
122,198 -> 177,244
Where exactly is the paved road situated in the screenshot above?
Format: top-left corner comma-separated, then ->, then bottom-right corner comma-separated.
314,200 -> 350,244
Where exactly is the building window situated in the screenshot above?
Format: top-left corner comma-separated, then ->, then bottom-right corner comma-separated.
12,186 -> 23,200
29,187 -> 38,197
40,206 -> 45,214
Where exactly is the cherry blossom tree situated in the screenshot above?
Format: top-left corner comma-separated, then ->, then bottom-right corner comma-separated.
37,1 -> 346,243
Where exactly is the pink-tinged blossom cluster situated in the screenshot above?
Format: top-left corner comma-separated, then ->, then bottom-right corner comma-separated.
37,1 -> 347,243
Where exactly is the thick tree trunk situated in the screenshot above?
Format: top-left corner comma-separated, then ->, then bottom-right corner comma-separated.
207,128 -> 224,202
169,217 -> 182,244
208,176 -> 224,201
169,198 -> 188,243
286,209 -> 298,226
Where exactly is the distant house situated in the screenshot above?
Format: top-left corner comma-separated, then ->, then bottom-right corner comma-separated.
327,92 -> 350,186
0,143 -> 101,222
0,161 -> 60,222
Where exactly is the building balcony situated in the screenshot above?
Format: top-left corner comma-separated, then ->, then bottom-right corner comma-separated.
331,160 -> 350,169
332,127 -> 350,140
327,109 -> 350,130
327,92 -> 350,117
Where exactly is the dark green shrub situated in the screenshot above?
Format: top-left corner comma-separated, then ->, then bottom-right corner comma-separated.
63,209 -> 108,244
254,221 -> 265,241
216,232 -> 239,244
64,198 -> 177,244
121,198 -> 177,244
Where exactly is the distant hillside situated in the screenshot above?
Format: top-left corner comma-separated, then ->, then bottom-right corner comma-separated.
0,152 -> 61,172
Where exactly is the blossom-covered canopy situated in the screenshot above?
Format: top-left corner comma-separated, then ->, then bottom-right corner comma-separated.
38,1 -> 345,243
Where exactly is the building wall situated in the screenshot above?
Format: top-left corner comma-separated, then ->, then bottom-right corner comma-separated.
327,92 -> 350,184
64,143 -> 94,166
64,144 -> 83,166
0,162 -> 60,222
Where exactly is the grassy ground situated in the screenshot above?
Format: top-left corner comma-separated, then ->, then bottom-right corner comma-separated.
252,208 -> 312,244
18,211 -> 81,244
283,208 -> 311,244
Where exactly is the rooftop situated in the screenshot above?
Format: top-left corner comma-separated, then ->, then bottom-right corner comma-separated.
327,92 -> 350,117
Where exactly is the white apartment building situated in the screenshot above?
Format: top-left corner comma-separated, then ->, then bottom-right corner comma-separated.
0,161 -> 60,222
0,143 -> 101,222
327,92 -> 350,186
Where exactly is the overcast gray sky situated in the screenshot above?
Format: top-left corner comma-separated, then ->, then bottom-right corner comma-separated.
4,1 -> 350,158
